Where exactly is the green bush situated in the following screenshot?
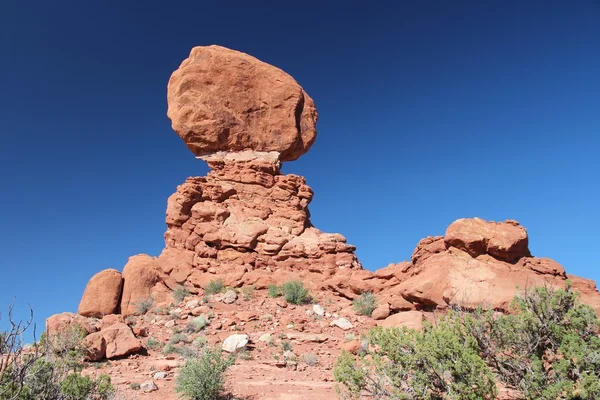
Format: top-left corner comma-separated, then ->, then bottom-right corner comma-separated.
172,285 -> 192,303
459,285 -> 600,400
280,281 -> 310,305
335,284 -> 600,400
169,333 -> 191,345
352,292 -> 377,316
59,373 -> 112,400
334,321 -> 496,399
146,337 -> 163,350
176,347 -> 235,400
185,316 -> 209,333
267,284 -> 281,298
0,302 -> 113,400
204,279 -> 225,295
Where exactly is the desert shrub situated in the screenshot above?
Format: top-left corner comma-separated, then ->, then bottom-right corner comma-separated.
169,333 -> 191,345
281,281 -> 310,305
59,372 -> 112,400
146,337 -> 162,351
0,301 -> 113,400
352,292 -> 377,317
204,279 -> 224,295
134,296 -> 154,315
281,340 -> 293,352
334,321 -> 497,399
129,382 -> 141,390
302,353 -> 319,366
458,285 -> 600,400
241,285 -> 255,301
192,336 -> 207,348
176,347 -> 235,400
185,316 -> 209,333
172,286 -> 192,303
267,284 -> 281,298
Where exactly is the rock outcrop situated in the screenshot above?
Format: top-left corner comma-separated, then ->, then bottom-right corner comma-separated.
167,45 -> 318,162
156,150 -> 362,297
380,218 -> 600,315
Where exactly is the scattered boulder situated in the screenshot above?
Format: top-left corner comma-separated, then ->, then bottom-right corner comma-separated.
140,381 -> 158,393
378,311 -> 425,330
313,304 -> 325,317
371,303 -> 390,320
78,269 -> 123,317
120,255 -> 162,316
222,290 -> 237,304
101,323 -> 143,359
222,334 -> 249,353
46,312 -> 100,336
330,318 -> 353,331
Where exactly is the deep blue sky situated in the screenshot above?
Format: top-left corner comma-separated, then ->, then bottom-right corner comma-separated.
1,1 -> 599,333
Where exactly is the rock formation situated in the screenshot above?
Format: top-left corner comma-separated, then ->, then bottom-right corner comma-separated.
376,218 -> 600,316
46,46 -> 600,377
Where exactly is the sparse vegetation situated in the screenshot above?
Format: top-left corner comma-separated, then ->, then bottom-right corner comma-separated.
134,295 -> 154,315
280,280 -> 310,305
204,279 -> 225,295
169,309 -> 181,320
129,382 -> 141,390
169,332 -> 191,345
241,285 -> 255,301
185,316 -> 209,333
281,340 -> 293,352
335,285 -> 600,400
173,285 -> 192,303
0,301 -> 113,400
193,336 -> 207,348
146,337 -> 163,351
238,349 -> 253,360
352,292 -> 377,316
302,353 -> 319,366
267,284 -> 282,298
176,347 -> 235,400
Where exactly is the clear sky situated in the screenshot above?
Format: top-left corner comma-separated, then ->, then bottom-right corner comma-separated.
1,1 -> 599,333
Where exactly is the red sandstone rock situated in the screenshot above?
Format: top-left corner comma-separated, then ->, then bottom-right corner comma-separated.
120,255 -> 163,316
85,332 -> 106,361
378,311 -> 425,330
78,269 -> 123,317
101,323 -> 143,359
167,45 -> 317,162
46,312 -> 100,336
444,218 -> 529,263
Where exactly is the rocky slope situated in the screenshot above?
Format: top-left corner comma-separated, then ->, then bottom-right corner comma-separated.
46,45 -> 600,399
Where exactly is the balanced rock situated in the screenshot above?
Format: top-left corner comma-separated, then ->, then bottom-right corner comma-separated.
78,269 -> 123,317
167,45 -> 318,162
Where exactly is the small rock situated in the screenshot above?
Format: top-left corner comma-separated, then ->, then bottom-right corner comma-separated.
313,304 -> 325,316
153,371 -> 167,380
341,340 -> 362,355
258,333 -> 272,343
276,299 -> 288,308
165,320 -> 175,328
140,380 -> 158,393
330,318 -> 353,331
191,305 -> 211,316
371,303 -> 391,320
185,299 -> 199,309
305,309 -> 314,317
222,290 -> 237,304
222,334 -> 249,353
283,350 -> 297,360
